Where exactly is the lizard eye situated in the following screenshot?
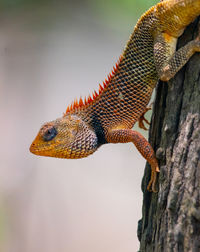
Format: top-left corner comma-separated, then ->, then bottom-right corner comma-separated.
43,126 -> 57,141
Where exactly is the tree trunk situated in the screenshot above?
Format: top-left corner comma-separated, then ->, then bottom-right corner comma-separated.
138,17 -> 200,252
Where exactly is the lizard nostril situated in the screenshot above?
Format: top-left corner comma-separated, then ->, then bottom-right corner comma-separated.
29,142 -> 36,153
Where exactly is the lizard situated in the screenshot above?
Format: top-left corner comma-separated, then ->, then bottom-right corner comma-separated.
30,0 -> 200,192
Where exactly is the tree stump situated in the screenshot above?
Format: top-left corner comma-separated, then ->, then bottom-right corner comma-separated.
138,17 -> 200,252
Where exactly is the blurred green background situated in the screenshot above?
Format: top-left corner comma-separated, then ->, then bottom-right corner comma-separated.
1,0 -> 157,252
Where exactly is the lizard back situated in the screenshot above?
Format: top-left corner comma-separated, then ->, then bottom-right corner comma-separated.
69,8 -> 159,131
65,0 -> 200,134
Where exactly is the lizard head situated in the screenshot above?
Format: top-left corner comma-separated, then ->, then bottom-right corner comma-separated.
30,115 -> 98,158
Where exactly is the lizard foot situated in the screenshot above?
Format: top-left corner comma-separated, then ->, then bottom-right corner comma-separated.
147,165 -> 160,193
138,106 -> 152,130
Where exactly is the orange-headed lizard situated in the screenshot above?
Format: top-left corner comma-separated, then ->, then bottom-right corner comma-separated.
30,0 -> 200,192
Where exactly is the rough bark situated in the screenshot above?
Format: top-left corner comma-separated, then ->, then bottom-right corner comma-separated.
138,18 -> 200,252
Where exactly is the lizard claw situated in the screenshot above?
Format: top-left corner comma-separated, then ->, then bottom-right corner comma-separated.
147,165 -> 159,193
138,106 -> 152,130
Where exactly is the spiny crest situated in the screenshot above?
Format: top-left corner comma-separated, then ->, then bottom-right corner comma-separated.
64,55 -> 123,115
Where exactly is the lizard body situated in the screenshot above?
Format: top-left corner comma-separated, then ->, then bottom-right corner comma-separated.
30,0 -> 200,192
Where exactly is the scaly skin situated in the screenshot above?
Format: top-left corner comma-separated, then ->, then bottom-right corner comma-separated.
30,0 -> 200,192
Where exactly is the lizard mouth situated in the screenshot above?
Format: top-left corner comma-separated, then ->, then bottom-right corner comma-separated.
29,140 -> 54,156
29,139 -> 72,158
29,142 -> 57,157
29,142 -> 44,155
29,130 -> 57,157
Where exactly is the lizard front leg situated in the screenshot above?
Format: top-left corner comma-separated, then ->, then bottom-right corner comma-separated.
107,129 -> 159,192
154,31 -> 200,82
